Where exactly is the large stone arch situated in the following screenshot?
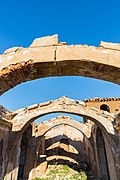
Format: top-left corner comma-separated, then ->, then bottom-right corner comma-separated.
0,35 -> 120,95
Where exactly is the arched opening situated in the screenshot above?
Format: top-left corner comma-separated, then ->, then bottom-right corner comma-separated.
96,127 -> 110,180
100,104 -> 110,112
17,125 -> 33,180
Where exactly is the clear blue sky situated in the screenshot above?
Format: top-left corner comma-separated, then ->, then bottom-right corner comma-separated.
0,0 -> 120,122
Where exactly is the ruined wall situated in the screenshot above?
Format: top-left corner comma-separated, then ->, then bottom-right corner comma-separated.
84,97 -> 120,113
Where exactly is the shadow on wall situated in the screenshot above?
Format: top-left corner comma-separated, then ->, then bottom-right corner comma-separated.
44,134 -> 86,164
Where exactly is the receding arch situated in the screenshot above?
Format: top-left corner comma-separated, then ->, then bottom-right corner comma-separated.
35,116 -> 89,162
35,116 -> 90,138
35,116 -> 87,159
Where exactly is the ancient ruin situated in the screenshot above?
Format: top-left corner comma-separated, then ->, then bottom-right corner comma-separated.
0,35 -> 120,180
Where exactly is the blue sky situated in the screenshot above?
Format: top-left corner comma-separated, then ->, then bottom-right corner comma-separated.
0,0 -> 120,122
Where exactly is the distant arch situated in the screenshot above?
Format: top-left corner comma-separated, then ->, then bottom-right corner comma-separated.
36,116 -> 90,138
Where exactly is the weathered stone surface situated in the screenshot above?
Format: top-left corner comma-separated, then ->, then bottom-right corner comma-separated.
30,34 -> 58,47
100,41 -> 120,51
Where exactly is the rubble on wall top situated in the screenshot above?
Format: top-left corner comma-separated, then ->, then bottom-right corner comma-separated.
84,97 -> 120,102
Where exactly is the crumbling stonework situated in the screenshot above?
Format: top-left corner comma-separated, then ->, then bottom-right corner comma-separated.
0,35 -> 120,180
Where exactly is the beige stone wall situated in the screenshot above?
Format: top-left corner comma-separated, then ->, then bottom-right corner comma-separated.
85,98 -> 120,113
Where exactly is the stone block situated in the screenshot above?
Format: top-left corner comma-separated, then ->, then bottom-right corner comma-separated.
100,41 -> 120,51
27,104 -> 38,110
30,34 -> 58,47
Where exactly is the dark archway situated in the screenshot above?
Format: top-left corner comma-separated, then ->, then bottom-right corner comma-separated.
96,127 -> 110,180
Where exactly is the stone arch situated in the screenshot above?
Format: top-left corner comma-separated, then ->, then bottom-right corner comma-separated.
0,35 -> 120,96
10,97 -> 116,175
35,116 -> 90,138
12,97 -> 115,136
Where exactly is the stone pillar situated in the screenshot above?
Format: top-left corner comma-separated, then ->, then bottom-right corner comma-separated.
34,155 -> 47,178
